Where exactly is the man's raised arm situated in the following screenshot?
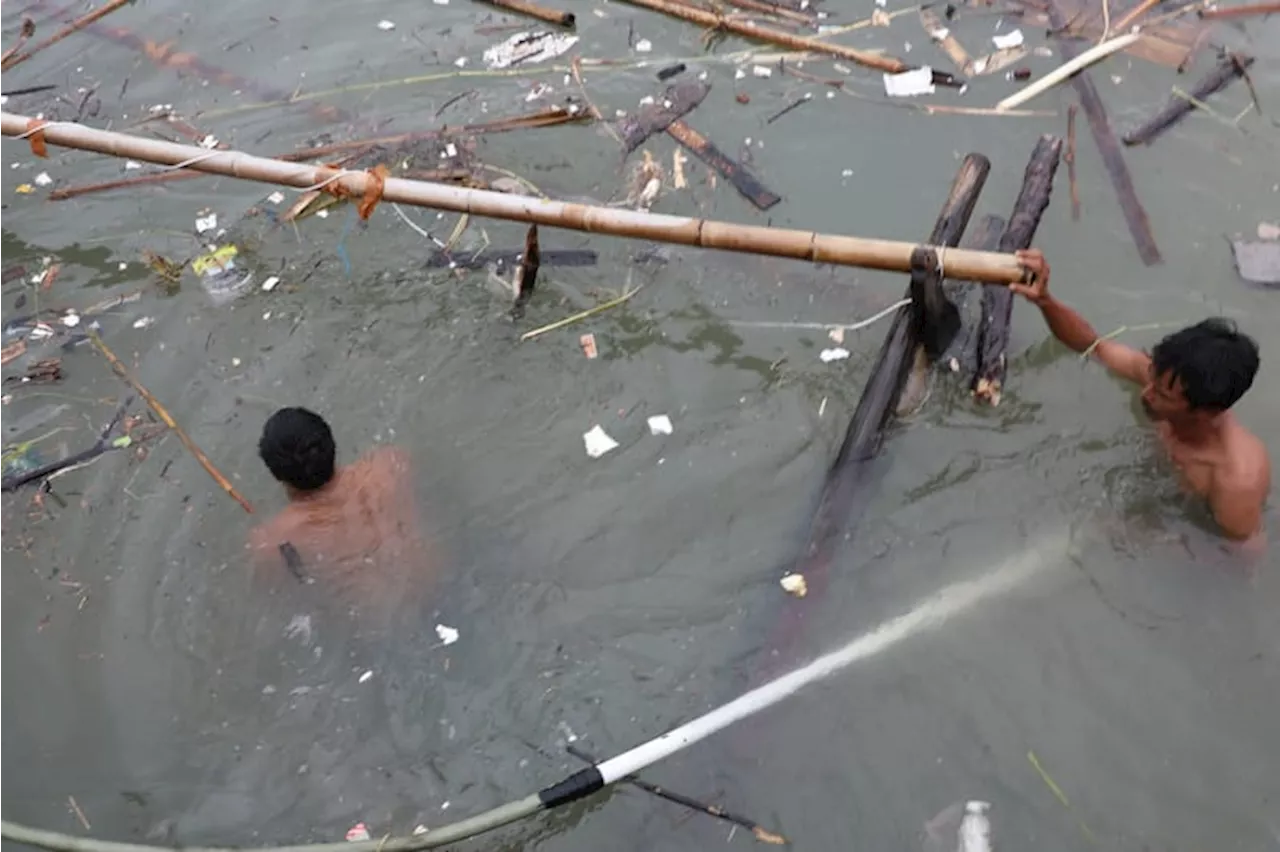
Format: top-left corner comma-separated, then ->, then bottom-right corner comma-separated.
1011,249 -> 1151,386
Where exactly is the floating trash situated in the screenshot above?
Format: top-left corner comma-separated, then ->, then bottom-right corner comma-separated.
992,29 -> 1024,49
483,31 -> 580,70
780,574 -> 808,597
345,823 -> 371,842
647,414 -> 673,435
582,424 -> 619,458
261,276 -> 280,292
33,172 -> 52,186
358,670 -> 374,683
635,38 -> 653,52
435,624 -> 460,646
195,212 -> 218,234
579,333 -> 598,359
377,19 -> 396,30
959,801 -> 993,852
883,66 -> 935,97
819,347 -> 850,362
192,244 -> 254,306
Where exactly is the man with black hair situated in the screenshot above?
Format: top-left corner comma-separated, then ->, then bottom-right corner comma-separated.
1011,250 -> 1270,545
250,407 -> 425,611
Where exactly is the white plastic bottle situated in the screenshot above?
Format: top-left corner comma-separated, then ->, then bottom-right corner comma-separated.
958,800 -> 992,852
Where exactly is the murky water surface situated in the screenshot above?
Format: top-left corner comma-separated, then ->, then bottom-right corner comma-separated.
3,1 -> 1279,849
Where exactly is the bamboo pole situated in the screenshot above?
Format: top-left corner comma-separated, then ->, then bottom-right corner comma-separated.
0,113 -> 1030,284
1198,1 -> 1280,19
611,0 -> 913,73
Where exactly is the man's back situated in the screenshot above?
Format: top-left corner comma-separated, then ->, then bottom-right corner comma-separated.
250,445 -> 425,616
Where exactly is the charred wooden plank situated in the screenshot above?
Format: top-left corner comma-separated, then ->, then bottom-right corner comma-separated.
1123,54 -> 1256,146
940,213 -> 1007,379
511,224 -> 541,319
614,79 -> 710,157
665,119 -> 783,211
973,135 -> 1062,406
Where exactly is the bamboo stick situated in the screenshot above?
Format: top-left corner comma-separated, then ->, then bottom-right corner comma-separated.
1122,54 -> 1255,146
611,0 -> 913,73
1110,0 -> 1163,32
474,0 -> 576,26
86,330 -> 253,513
973,135 -> 1062,406
1,0 -> 131,70
1198,1 -> 1280,18
995,32 -> 1139,110
780,154 -> 991,641
0,112 -> 1030,283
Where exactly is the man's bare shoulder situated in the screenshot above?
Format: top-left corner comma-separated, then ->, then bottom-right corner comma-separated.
1222,422 -> 1271,492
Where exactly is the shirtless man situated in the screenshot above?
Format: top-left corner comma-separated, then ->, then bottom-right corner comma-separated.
249,407 -> 425,615
1011,250 -> 1270,546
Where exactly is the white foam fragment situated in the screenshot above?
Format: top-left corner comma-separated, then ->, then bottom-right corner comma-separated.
435,624 -> 459,645
820,347 -> 851,362
780,574 -> 808,597
378,19 -> 396,30
125,160 -> 142,170
34,172 -> 52,186
267,191 -> 285,204
195,213 -> 218,233
359,670 -> 374,683
752,65 -> 773,77
583,424 -> 619,458
883,66 -> 935,97
635,38 -> 652,52
647,414 -> 673,435
132,316 -> 154,329
262,276 -> 281,292
992,29 -> 1024,49
483,31 -> 579,69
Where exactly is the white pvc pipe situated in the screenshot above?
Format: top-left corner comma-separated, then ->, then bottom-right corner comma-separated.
995,33 -> 1141,111
597,528 -> 1067,784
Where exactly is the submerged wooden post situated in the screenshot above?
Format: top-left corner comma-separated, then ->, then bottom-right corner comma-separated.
782,154 -> 990,611
973,135 -> 1062,406
940,213 -> 1007,379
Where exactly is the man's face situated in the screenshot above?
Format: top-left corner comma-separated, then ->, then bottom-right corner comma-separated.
1141,368 -> 1191,422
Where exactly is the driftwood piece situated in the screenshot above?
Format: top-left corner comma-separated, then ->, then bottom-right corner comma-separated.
909,247 -> 959,361
781,154 -> 990,617
614,80 -> 710,157
474,0 -> 576,26
1066,104 -> 1080,221
1,397 -> 131,492
1122,54 -> 1256,146
1047,8 -> 1161,265
973,135 -> 1062,406
665,119 -> 782,211
3,356 -> 62,384
940,213 -> 1007,378
426,248 -> 597,270
511,225 -> 541,319
1199,1 -> 1280,19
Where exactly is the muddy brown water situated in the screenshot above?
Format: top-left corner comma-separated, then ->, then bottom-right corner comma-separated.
3,1 -> 1279,850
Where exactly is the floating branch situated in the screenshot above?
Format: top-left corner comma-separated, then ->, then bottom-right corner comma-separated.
86,331 -> 253,513
665,119 -> 782,211
1,0 -> 131,70
511,224 -> 541,319
474,0 -> 576,26
2,397 -> 132,492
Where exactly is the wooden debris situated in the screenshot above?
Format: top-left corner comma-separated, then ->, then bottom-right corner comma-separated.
1047,7 -> 1162,265
475,0 -> 576,26
941,214 -> 1007,379
1229,239 -> 1280,286
615,80 -> 710,157
973,136 -> 1062,406
3,356 -> 63,384
87,331 -> 253,513
1110,0 -> 1164,32
1199,1 -> 1280,19
786,154 -> 990,608
567,745 -> 786,845
612,0 -> 915,73
2,339 -> 28,366
920,7 -> 973,74
1,398 -> 132,493
511,224 -> 541,319
996,33 -> 1140,111
1010,0 -> 1207,68
723,0 -> 816,25
2,0 -> 130,70
1066,103 -> 1080,221
0,17 -> 36,67
665,119 -> 782,211
1122,54 -> 1256,146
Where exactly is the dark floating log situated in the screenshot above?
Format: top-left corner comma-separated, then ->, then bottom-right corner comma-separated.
940,213 -> 1007,379
666,119 -> 783,211
615,79 -> 710,157
1122,54 -> 1256,146
1047,7 -> 1161,265
973,135 -> 1062,407
782,154 -> 990,610
511,224 -> 541,319
426,248 -> 597,270
909,247 -> 959,361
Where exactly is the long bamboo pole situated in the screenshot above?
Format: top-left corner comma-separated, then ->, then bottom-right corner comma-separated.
1,113 -> 1028,284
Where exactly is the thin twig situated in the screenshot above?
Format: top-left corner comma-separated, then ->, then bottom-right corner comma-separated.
1171,86 -> 1246,132
3,0 -> 132,70
1079,322 -> 1169,360
519,284 -> 644,340
65,798 -> 90,832
725,298 -> 911,333
85,331 -> 253,513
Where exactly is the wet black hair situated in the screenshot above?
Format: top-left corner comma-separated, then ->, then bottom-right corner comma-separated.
258,407 -> 336,490
1151,318 -> 1259,411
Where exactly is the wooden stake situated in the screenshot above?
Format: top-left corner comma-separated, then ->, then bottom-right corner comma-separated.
612,0 -> 914,73
0,112 -> 1028,283
615,79 -> 710,157
511,224 -> 541,319
1045,5 -> 1162,265
665,119 -> 782,211
782,154 -> 990,622
1,0 -> 131,70
1122,54 -> 1256,146
939,213 -> 1007,379
1066,103 -> 1080,221
973,135 -> 1062,406
86,331 -> 253,513
474,0 -> 576,26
